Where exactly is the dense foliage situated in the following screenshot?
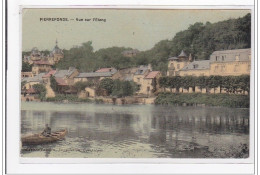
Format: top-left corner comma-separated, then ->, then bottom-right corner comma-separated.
53,14 -> 250,75
50,75 -> 59,93
74,81 -> 94,93
22,61 -> 32,72
158,75 -> 250,94
32,84 -> 47,101
155,92 -> 249,108
46,94 -> 93,103
97,78 -> 139,97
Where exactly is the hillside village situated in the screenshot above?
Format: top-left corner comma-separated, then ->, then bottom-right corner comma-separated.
21,40 -> 251,105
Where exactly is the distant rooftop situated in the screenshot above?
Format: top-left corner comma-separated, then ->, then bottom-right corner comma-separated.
145,71 -> 160,79
181,60 -> 210,71
95,68 -> 117,74
134,65 -> 149,75
22,72 -> 46,83
178,50 -> 188,58
76,72 -> 113,78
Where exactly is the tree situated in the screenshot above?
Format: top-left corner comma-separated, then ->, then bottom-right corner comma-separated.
122,81 -> 134,97
50,75 -> 58,93
159,77 -> 168,92
22,61 -> 32,72
21,81 -> 26,91
32,84 -> 46,101
74,81 -> 94,93
99,78 -> 114,95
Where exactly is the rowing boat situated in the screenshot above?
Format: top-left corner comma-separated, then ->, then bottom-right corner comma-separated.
21,129 -> 68,146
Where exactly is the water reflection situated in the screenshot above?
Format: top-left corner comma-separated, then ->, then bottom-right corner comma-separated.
21,103 -> 249,158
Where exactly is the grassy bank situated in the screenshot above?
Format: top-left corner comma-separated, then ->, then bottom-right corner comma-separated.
45,94 -> 103,103
155,92 -> 249,108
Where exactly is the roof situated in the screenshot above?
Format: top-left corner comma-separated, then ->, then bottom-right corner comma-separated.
168,57 -> 178,61
75,72 -> 113,78
26,88 -> 36,94
145,71 -> 160,79
178,50 -> 188,58
180,60 -> 210,71
95,68 -> 117,74
33,60 -> 53,65
134,65 -> 149,75
22,73 -> 45,83
55,78 -> 68,86
42,70 -> 56,78
54,67 -> 77,78
210,48 -> 251,62
211,48 -> 251,55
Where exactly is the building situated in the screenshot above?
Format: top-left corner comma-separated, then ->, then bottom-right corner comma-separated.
23,40 -> 64,65
21,73 -> 45,90
122,49 -> 140,57
167,50 -> 192,76
47,40 -> 64,64
209,49 -> 251,76
167,48 -> 251,77
112,67 -> 139,81
133,65 -> 151,85
132,65 -> 162,96
179,60 -> 211,76
43,67 -> 79,86
21,72 -> 34,78
74,72 -> 114,84
32,60 -> 53,76
95,67 -> 117,74
138,71 -> 161,96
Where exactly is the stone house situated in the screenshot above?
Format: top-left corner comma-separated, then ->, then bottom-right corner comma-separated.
74,72 -> 114,84
32,60 -> 53,75
139,71 -> 162,96
21,72 -> 45,90
112,67 -> 139,81
209,49 -> 251,76
167,48 -> 251,77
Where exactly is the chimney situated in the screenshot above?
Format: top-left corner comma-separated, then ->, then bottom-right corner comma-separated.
148,64 -> 152,71
189,53 -> 193,62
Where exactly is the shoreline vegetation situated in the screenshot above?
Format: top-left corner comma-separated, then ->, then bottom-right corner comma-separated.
25,93 -> 249,108
154,92 -> 249,108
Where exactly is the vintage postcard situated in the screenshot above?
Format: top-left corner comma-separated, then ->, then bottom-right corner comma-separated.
20,8 -> 252,159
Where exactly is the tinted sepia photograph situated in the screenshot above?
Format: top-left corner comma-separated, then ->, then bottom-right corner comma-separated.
20,8 -> 251,158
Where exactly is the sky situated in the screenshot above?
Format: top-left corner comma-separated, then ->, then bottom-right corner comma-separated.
22,9 -> 250,52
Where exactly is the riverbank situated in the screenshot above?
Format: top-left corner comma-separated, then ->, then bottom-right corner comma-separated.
22,93 -> 249,108
44,94 -> 156,105
154,92 -> 249,108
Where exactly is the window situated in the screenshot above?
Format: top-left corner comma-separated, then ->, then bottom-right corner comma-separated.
137,78 -> 140,82
235,55 -> 239,61
247,65 -> 251,72
177,64 -> 180,69
193,64 -> 198,69
215,56 -> 217,61
222,56 -> 224,61
234,65 -> 239,72
214,65 -> 219,72
147,87 -> 150,92
221,65 -> 226,72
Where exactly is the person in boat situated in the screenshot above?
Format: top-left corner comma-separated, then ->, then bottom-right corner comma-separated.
42,124 -> 51,136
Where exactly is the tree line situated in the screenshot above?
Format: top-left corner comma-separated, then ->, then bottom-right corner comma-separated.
159,75 -> 250,94
74,78 -> 139,97
52,13 -> 250,75
22,13 -> 251,76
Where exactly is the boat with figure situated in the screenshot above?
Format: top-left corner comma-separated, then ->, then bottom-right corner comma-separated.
21,129 -> 68,146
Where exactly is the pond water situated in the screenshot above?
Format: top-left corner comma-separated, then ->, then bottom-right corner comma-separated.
20,102 -> 249,158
